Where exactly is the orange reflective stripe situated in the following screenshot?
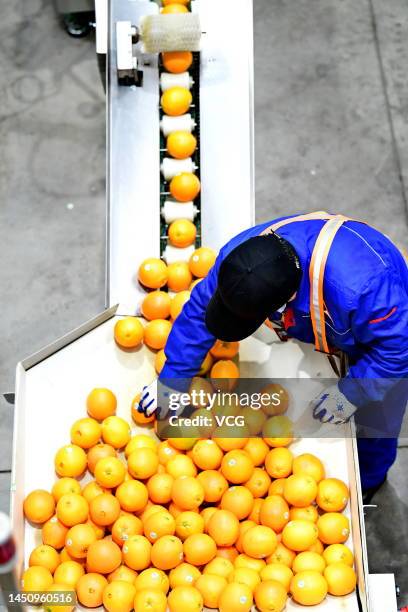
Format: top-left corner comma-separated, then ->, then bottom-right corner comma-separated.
260,211 -> 333,236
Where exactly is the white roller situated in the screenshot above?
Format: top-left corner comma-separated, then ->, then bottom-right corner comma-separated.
161,200 -> 198,224
161,114 -> 196,136
160,72 -> 194,91
139,13 -> 201,53
162,244 -> 196,264
161,157 -> 197,180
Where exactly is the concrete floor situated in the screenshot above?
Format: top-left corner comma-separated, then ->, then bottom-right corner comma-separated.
0,0 -> 407,605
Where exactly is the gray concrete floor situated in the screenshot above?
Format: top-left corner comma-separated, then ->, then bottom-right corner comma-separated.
0,0 -> 407,605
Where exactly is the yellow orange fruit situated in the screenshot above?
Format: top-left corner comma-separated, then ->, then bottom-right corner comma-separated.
293,453 -> 325,483
317,512 -> 350,545
161,87 -> 192,116
144,510 -> 175,542
289,505 -> 319,523
169,563 -> 201,588
189,247 -> 217,278
22,566 -> 53,592
52,478 -> 81,502
264,447 -> 293,479
86,388 -> 117,420
254,580 -> 287,612
82,481 -> 107,504
29,544 -> 60,574
42,516 -> 69,549
111,514 -> 143,546
293,551 -> 326,574
170,172 -> 201,202
86,539 -> 122,574
221,450 -> 254,484
168,585 -> 204,612
167,131 -> 197,159
138,258 -> 168,289
243,438 -> 269,466
323,543 -> 354,567
281,520 -> 319,552
101,416 -> 131,449
56,494 -> 88,527
204,557 -> 234,580
147,473 -> 173,504
267,542 -> 296,568
166,453 -> 197,478
283,474 -> 318,508
151,535 -> 184,570
94,456 -> 126,488
65,523 -> 97,558
168,219 -> 197,247
89,493 -> 120,526
141,291 -> 171,320
135,568 -> 169,593
218,582 -> 253,612
192,439 -> 223,470
317,478 -> 350,512
172,476 -> 204,510
234,554 -> 266,573
169,437 -> 198,451
170,290 -> 191,320
87,443 -> 116,473
324,562 -> 357,596
168,261 -> 193,292
308,539 -> 325,555
134,588 -> 167,612
228,567 -> 260,592
175,511 -> 205,540
162,51 -> 193,74
108,565 -> 138,584
260,564 -> 293,592
162,3 -> 189,12
259,494 -> 290,533
125,434 -> 157,456
221,486 -> 254,520
248,498 -> 262,524
122,535 -> 152,571
54,561 -> 84,588
70,418 -> 101,449
242,525 -> 277,559
196,574 -> 227,608
207,509 -> 239,547
290,570 -> 328,605
217,547 -> 239,563
184,533 -> 217,566
245,468 -> 271,498
198,352 -> 214,375
235,520 -> 256,554
54,445 -> 87,478
116,479 -> 149,512
127,447 -> 159,480
197,470 -> 228,503
211,360 -> 240,391
114,316 -> 144,348
144,319 -> 172,350
76,572 -> 107,607
262,415 -> 293,447
24,490 -> 55,524
268,478 -> 287,497
103,580 -> 136,612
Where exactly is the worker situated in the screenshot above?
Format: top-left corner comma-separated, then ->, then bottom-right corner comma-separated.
139,212 -> 408,502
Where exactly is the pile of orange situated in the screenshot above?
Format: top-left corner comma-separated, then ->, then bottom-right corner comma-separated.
22,381 -> 357,611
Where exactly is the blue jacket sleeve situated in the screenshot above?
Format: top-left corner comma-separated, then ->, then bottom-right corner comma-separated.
339,270 -> 408,406
159,255 -> 221,380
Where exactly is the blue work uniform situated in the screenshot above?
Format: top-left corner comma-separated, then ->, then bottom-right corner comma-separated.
160,215 -> 408,489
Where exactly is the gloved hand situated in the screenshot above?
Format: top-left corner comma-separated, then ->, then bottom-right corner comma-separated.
138,380 -> 159,417
310,383 -> 357,425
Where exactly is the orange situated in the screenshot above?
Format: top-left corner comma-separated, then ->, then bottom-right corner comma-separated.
236,520 -> 256,553
167,131 -> 197,159
141,290 -> 171,320
197,470 -> 228,503
260,564 -> 293,592
54,561 -> 84,588
228,568 -> 260,592
217,547 -> 239,562
260,384 -> 290,416
54,445 -> 87,478
290,570 -> 328,605
293,453 -> 325,483
221,486 -> 254,520
161,87 -> 192,116
29,544 -> 60,574
114,316 -> 144,348
247,497 -> 261,522
255,580 -> 287,612
169,563 -> 201,588
94,456 -> 126,488
234,554 -> 266,573
167,453 -> 197,478
86,388 -> 117,420
284,474 -> 318,508
317,512 -> 350,545
176,511 -> 205,540
42,516 -> 69,549
43,583 -> 75,612
147,473 -> 173,504
170,172 -> 201,203
242,525 -> 277,559
168,262 -> 193,292
264,448 -> 293,479
282,520 -> 319,552
103,580 -> 136,612
196,574 -> 227,608
151,535 -> 184,570
134,588 -> 167,612
192,440 -> 223,470
221,450 -> 254,484
138,258 -> 168,289
144,319 -> 172,350
189,247 -> 217,278
108,565 -> 137,584
259,495 -> 290,533
210,340 -> 239,359
76,572 -> 107,607
140,504 -> 166,522
241,407 -> 267,436
198,351 -> 214,375
168,585 -> 204,612
289,505 -> 318,523
218,582 -> 253,612
317,478 -> 350,512
201,506 -> 217,530
65,523 -> 96,558
162,0 -> 196,12
244,438 -> 269,466
126,435 -> 157,456
155,350 -> 166,374
21,566 -> 53,592
245,467 -> 271,498
60,546 -> 85,565
101,416 -> 131,449
184,533 -> 216,566
267,542 -> 296,568
207,509 -> 239,547
128,447 -> 159,479
24,490 -> 55,524
162,0 -> 190,5
168,220 -> 198,248
144,510 -> 175,542
268,478 -> 287,497
135,568 -> 169,594
169,437 -> 198,451
158,440 -> 180,464
170,290 -> 191,320
172,476 -> 204,509
82,481 -> 107,504
131,394 -> 156,425
122,535 -> 151,571
324,562 -> 357,596
323,543 -> 354,567
87,443 -> 116,473
86,539 -> 121,574
52,478 -> 81,502
56,494 -> 88,527
115,479 -> 148,512
204,557 -> 234,579
162,50 -> 193,74
70,418 -> 101,449
89,493 -> 120,526
263,416 -> 293,447
86,517 -> 105,540
189,377 -> 214,409
292,551 -> 326,575
211,360 -> 240,391
111,514 -> 143,546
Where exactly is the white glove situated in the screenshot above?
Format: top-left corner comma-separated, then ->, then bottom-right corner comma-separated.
138,381 -> 159,417
310,384 -> 356,425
